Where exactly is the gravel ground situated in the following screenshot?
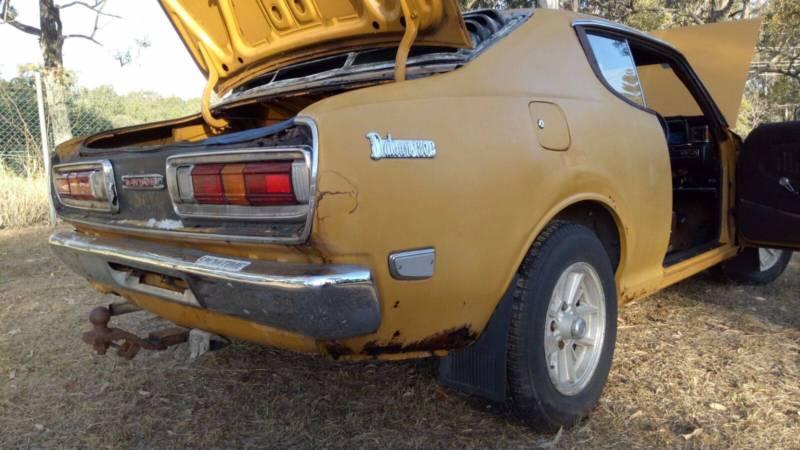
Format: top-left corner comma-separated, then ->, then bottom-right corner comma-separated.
1,226 -> 798,449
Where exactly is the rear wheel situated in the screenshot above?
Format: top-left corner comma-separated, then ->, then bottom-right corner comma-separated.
718,247 -> 792,285
507,222 -> 617,431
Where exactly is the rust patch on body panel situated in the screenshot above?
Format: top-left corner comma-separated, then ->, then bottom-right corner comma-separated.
361,326 -> 477,356
322,326 -> 477,360
323,341 -> 353,359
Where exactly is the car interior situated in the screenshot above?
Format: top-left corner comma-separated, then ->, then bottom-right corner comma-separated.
628,43 -> 724,266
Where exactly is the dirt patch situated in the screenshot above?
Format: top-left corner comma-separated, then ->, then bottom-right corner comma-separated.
1,227 -> 798,449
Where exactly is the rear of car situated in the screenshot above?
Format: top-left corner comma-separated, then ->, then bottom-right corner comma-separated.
48,7 -> 529,356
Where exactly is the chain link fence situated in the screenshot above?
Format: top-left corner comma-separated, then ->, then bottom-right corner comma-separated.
0,75 -> 47,172
0,73 -> 198,228
0,73 -> 198,173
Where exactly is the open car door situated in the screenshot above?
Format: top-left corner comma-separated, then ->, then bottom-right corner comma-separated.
737,121 -> 800,249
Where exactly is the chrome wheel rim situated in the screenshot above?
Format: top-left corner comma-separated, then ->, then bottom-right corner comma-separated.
759,248 -> 783,271
545,262 -> 607,396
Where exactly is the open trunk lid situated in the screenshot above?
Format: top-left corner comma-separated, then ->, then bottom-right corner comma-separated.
159,0 -> 472,95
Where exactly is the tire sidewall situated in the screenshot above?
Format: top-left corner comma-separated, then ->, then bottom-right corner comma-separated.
721,248 -> 793,285
514,225 -> 617,426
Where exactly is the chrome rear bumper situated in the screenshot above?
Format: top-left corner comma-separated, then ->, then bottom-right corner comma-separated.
49,231 -> 381,340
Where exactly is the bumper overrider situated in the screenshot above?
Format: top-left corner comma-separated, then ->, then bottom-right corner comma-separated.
49,231 -> 381,341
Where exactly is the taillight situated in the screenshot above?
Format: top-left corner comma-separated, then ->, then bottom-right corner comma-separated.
52,161 -> 118,212
187,161 -> 298,206
166,149 -> 312,221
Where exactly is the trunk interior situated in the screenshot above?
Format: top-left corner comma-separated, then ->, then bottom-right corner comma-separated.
81,91 -> 340,152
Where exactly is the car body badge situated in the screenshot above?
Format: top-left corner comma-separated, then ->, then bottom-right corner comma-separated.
121,174 -> 166,190
366,132 -> 437,160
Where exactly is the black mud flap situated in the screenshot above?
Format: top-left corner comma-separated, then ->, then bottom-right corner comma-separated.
438,276 -> 516,403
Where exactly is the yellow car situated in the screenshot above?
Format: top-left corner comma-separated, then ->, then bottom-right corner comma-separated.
49,1 -> 798,430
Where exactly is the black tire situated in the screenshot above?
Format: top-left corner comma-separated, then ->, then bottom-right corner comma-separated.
717,248 -> 792,285
507,221 -> 617,431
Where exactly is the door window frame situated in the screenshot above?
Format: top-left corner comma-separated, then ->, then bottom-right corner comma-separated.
573,20 -> 730,143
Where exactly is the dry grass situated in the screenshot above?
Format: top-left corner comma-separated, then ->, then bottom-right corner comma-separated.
0,227 -> 798,449
0,158 -> 49,229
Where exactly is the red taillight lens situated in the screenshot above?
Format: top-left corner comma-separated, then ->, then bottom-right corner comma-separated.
69,172 -> 94,200
243,162 -> 296,206
191,164 -> 226,204
188,161 -> 297,206
56,170 -> 98,200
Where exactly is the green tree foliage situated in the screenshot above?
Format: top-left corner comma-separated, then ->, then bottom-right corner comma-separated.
70,85 -> 197,130
758,0 -> 800,82
458,0 -> 800,134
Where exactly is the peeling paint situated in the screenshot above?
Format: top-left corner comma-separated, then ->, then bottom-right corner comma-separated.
144,219 -> 185,230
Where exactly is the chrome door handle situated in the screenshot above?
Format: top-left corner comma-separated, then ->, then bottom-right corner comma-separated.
779,177 -> 798,196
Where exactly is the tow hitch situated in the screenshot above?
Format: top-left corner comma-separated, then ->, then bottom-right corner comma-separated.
82,305 -> 190,360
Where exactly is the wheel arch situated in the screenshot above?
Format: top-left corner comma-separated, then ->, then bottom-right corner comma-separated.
439,196 -> 627,404
518,195 -> 629,282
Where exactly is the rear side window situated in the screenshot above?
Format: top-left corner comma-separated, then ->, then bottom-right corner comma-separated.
586,34 -> 646,107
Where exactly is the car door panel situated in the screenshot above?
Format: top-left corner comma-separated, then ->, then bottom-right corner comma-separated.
737,121 -> 800,248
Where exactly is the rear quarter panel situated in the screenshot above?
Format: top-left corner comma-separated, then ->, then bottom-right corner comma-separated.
303,10 -> 672,356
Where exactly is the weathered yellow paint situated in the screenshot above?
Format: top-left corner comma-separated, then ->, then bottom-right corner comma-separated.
638,63 -> 702,118
158,0 -> 472,94
67,9 -> 761,360
661,245 -> 740,288
394,0 -> 421,82
529,101 -> 572,151
197,42 -> 230,130
651,19 -> 762,126
106,285 -> 320,354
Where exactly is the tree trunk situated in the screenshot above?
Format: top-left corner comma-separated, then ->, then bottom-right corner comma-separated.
536,0 -> 562,8
39,0 -> 72,146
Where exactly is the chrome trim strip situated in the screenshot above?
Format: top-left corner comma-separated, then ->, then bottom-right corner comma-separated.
571,18 -> 678,53
298,116 -> 319,245
52,160 -> 119,213
388,248 -> 436,280
49,231 -> 371,289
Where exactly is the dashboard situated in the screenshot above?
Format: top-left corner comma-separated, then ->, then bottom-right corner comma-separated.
664,116 -> 719,192
666,117 -> 712,160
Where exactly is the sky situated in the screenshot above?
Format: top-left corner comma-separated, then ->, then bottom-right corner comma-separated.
0,0 -> 206,99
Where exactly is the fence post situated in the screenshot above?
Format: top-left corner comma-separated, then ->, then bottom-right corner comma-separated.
34,72 -> 56,227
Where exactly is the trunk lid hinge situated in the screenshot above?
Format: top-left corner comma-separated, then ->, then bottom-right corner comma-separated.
394,0 -> 420,82
198,41 -> 230,130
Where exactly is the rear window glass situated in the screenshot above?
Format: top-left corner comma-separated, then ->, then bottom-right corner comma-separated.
586,34 -> 646,107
